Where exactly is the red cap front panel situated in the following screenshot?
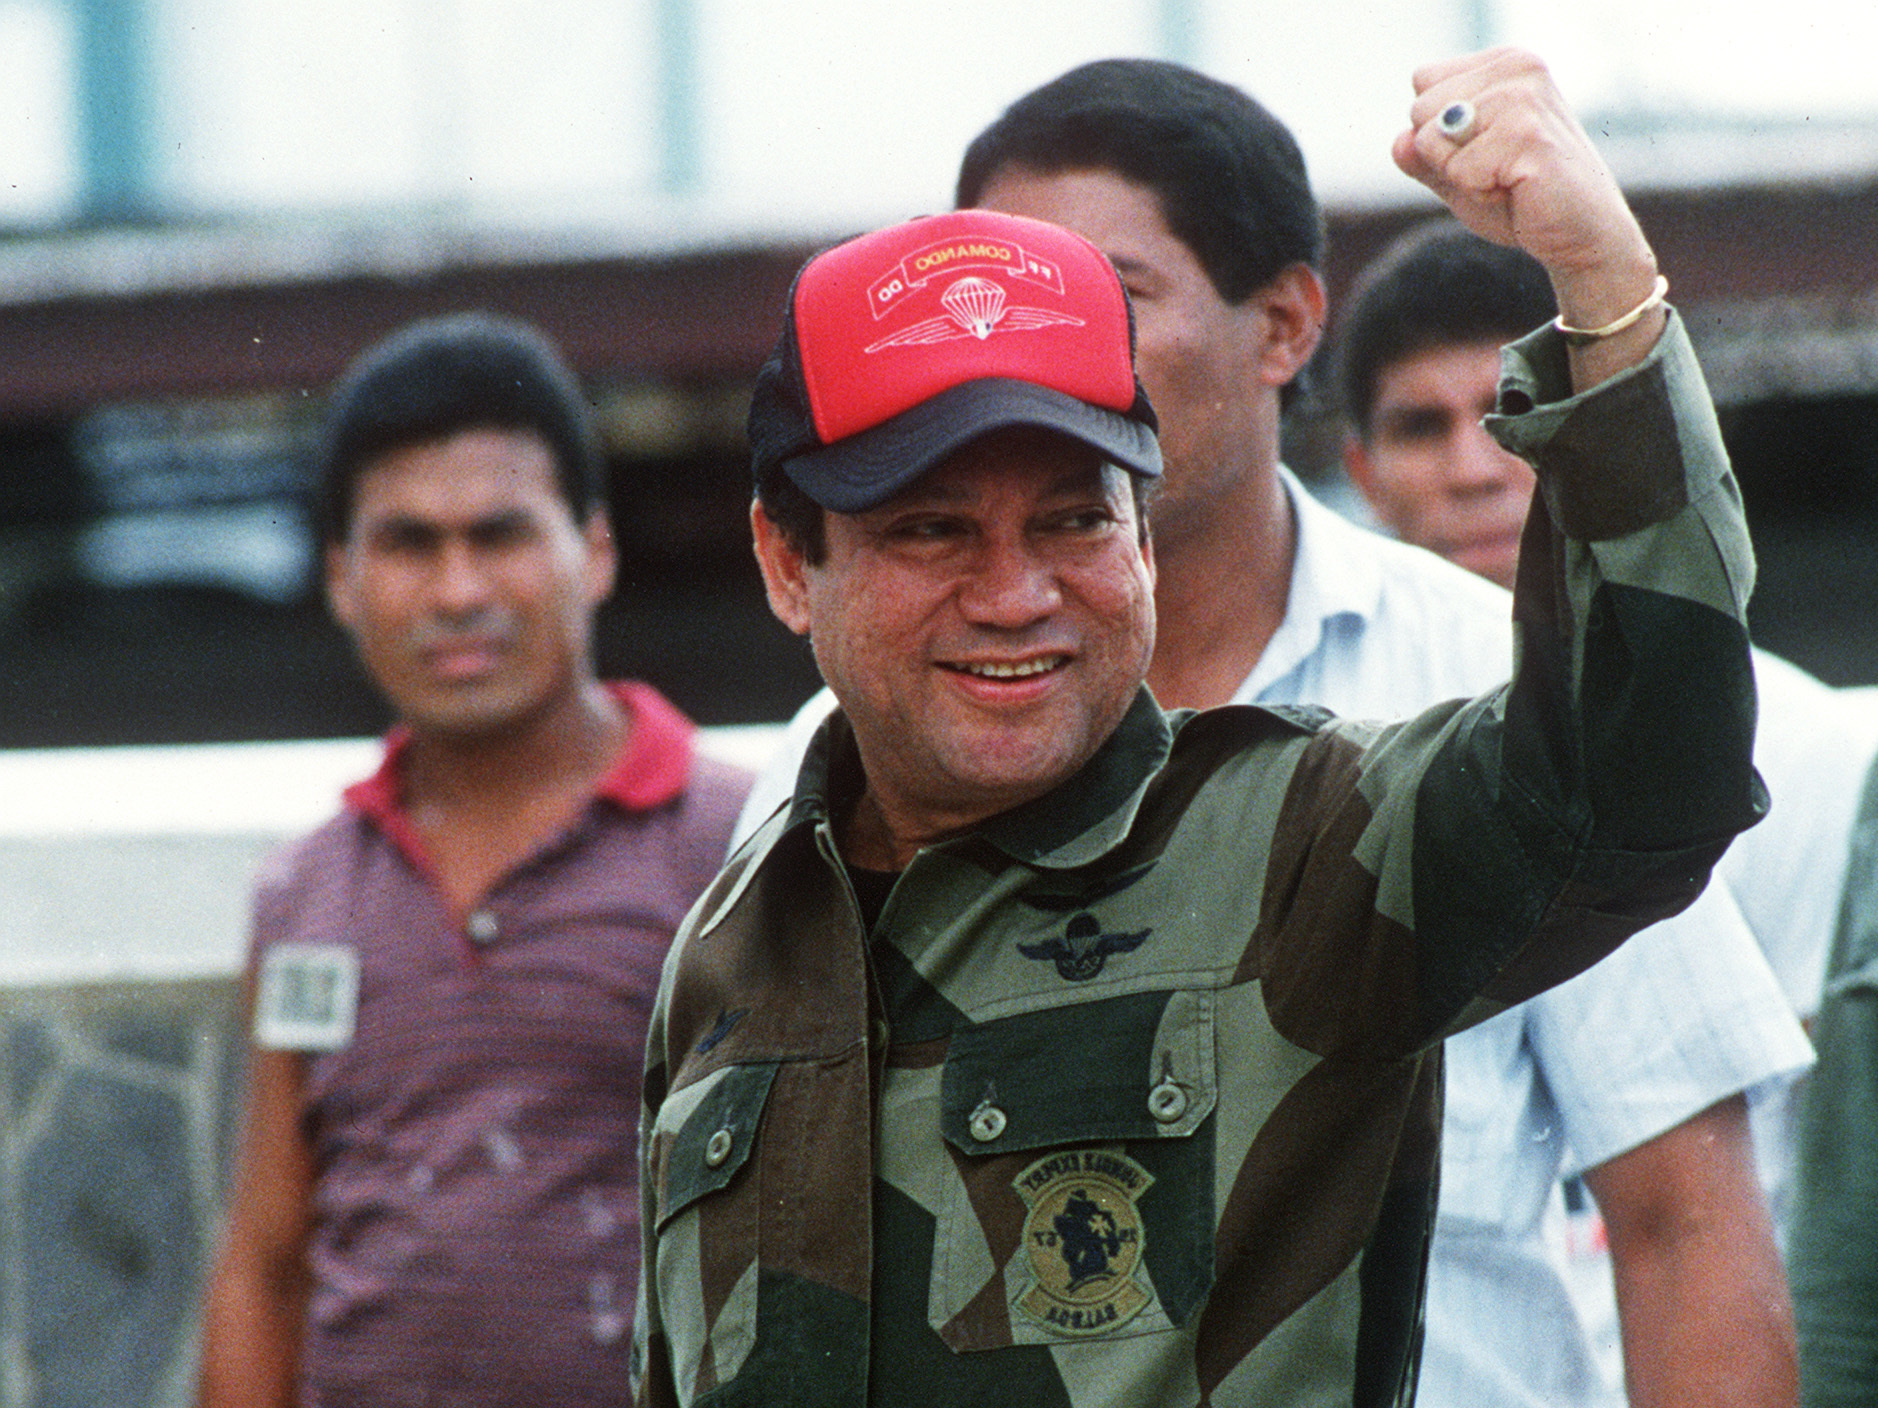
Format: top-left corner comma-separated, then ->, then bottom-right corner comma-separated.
792,210 -> 1138,445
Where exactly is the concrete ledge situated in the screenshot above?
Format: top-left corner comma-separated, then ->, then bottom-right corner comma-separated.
0,725 -> 778,987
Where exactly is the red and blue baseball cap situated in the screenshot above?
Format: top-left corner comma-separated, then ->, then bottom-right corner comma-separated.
748,209 -> 1161,512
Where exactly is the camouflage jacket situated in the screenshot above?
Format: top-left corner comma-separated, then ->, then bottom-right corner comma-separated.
636,316 -> 1764,1407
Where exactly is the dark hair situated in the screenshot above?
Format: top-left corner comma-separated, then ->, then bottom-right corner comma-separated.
1334,221 -> 1558,437
755,463 -> 829,565
318,311 -> 602,542
956,59 -> 1323,305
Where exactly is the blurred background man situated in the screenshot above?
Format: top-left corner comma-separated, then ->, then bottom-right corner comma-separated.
197,313 -> 749,1408
968,65 -> 1819,1408
1335,225 -> 1554,593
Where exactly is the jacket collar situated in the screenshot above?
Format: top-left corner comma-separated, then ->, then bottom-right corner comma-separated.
784,688 -> 1175,872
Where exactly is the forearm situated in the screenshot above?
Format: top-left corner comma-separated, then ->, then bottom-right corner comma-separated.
1403,316 -> 1762,1038
198,1037 -> 314,1408
1392,48 -> 1762,896
1586,1098 -> 1798,1408
1604,1212 -> 1797,1408
1547,234 -> 1665,395
196,1244 -> 307,1408
1494,311 -> 1761,856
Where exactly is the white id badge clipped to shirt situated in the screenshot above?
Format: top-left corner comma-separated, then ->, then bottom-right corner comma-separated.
253,942 -> 360,1051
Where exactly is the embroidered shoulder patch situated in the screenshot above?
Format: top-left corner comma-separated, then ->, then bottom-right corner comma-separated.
1012,1149 -> 1155,1336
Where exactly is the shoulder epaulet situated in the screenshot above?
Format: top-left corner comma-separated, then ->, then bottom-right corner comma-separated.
1164,701 -> 1338,762
1260,702 -> 1337,733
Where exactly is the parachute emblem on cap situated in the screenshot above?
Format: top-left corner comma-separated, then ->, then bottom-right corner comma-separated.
942,276 -> 1008,338
865,275 -> 1084,354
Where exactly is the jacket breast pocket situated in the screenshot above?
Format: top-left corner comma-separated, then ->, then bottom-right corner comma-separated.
648,1060 -> 778,1398
927,987 -> 1218,1350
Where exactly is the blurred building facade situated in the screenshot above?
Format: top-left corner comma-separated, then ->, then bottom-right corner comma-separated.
2,183 -> 1875,751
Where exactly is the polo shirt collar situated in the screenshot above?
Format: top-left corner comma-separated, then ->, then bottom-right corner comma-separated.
343,680 -> 696,848
1238,468 -> 1384,702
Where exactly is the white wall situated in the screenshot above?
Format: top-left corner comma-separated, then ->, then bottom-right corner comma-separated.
0,2 -> 79,222
10,0 -> 1878,238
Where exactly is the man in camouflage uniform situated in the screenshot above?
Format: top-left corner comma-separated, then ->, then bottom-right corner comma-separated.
635,52 -> 1764,1407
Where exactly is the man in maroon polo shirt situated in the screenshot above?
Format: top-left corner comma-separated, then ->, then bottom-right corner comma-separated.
197,313 -> 749,1407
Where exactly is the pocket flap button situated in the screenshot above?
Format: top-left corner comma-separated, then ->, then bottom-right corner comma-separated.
1149,1077 -> 1189,1124
968,1102 -> 1008,1143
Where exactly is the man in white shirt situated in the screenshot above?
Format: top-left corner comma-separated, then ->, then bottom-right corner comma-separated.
737,53 -> 1810,1408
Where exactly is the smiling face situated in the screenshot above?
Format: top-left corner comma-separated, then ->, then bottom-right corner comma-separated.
1344,339 -> 1535,591
971,165 -> 1316,553
754,427 -> 1155,862
326,426 -> 615,741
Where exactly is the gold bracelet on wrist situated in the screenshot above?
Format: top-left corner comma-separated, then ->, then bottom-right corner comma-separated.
1553,274 -> 1670,346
